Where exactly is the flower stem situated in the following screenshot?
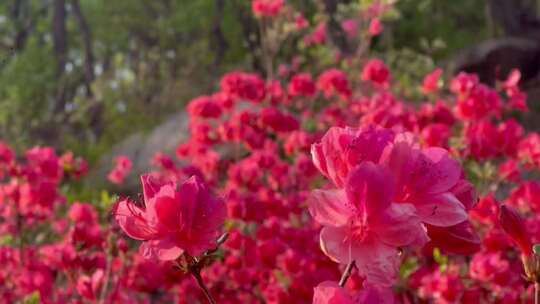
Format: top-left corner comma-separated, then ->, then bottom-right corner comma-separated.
535,282 -> 539,304
191,269 -> 217,304
99,235 -> 113,304
339,261 -> 356,287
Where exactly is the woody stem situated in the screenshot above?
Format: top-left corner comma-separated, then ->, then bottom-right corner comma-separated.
191,269 -> 217,304
535,282 -> 539,304
339,260 -> 356,287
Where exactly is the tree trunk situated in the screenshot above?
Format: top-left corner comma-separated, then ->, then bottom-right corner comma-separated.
72,0 -> 95,98
52,0 -> 68,113
211,0 -> 229,68
10,0 -> 31,51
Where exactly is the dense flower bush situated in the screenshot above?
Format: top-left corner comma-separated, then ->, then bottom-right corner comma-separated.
2,1 -> 540,303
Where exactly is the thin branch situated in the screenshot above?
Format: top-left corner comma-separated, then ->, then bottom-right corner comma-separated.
191,270 -> 217,304
534,282 -> 540,304
338,260 -> 356,287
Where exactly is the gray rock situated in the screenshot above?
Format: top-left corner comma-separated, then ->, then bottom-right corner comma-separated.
450,37 -> 540,85
86,111 -> 190,194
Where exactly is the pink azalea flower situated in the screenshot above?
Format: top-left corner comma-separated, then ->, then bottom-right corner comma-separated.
317,68 -> 352,99
114,174 -> 226,261
380,136 -> 480,254
422,68 -> 443,94
288,73 -> 317,97
188,95 -> 223,119
309,162 -> 427,286
361,59 -> 391,88
252,0 -> 284,18
107,155 -> 132,185
221,72 -> 266,103
368,18 -> 383,36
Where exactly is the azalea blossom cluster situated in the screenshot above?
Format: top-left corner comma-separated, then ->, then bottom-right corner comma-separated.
3,1 -> 540,303
310,125 -> 477,299
107,155 -> 133,185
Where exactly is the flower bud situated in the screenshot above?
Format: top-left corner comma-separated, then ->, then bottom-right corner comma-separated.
499,205 -> 533,256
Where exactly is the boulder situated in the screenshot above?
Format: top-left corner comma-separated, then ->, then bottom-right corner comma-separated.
85,111 -> 189,194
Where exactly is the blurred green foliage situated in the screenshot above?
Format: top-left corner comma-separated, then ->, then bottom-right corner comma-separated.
391,0 -> 489,60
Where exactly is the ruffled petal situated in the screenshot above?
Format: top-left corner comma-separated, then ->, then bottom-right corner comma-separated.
114,199 -> 158,240
313,126 -> 394,187
380,141 -> 417,199
382,143 -> 460,199
373,203 -> 429,247
178,176 -> 226,256
309,189 -> 355,227
152,185 -> 181,230
141,174 -> 173,203
320,127 -> 356,187
311,142 -> 329,182
139,238 -> 184,261
415,193 -> 468,227
346,162 -> 394,215
319,226 -> 351,264
351,236 -> 400,287
319,226 -> 400,287
420,147 -> 461,194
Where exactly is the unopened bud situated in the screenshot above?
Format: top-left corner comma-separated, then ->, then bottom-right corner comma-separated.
499,205 -> 533,256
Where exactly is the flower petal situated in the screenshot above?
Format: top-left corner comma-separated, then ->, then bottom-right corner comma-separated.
346,162 -> 394,215
114,199 -> 158,240
313,281 -> 355,304
382,143 -> 461,199
319,226 -> 400,287
373,203 -> 429,247
141,174 -> 172,203
312,126 -> 394,187
380,141 -> 417,198
318,127 -> 356,187
139,238 -> 184,261
415,193 -> 468,227
319,226 -> 350,264
308,189 -> 355,227
420,147 -> 461,194
177,176 -> 226,256
450,179 -> 477,210
152,185 -> 181,230
351,237 -> 400,287
426,221 -> 481,255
